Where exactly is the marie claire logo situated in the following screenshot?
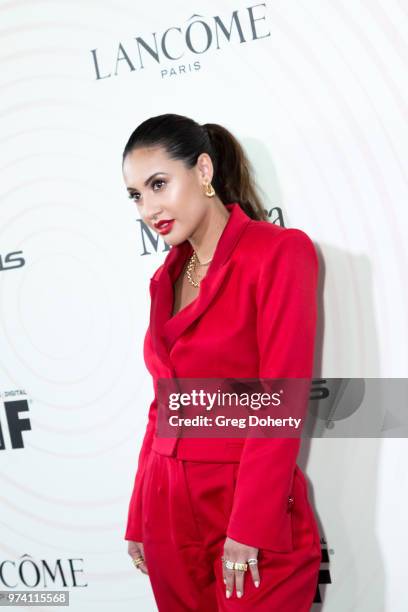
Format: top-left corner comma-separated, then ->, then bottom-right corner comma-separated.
90,4 -> 270,81
137,206 -> 284,256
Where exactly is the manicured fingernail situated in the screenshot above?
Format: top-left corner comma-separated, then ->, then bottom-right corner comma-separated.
226,590 -> 231,598
254,580 -> 260,588
223,578 -> 226,584
237,591 -> 242,598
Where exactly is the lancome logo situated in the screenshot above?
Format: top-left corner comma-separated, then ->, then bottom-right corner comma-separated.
0,554 -> 87,588
90,4 -> 270,81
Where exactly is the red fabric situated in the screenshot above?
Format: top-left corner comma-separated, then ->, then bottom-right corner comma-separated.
140,449 -> 321,611
124,202 -> 321,606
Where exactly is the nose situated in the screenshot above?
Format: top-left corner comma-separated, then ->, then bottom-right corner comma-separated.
141,198 -> 163,223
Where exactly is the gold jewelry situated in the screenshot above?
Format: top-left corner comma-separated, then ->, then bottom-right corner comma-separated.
233,561 -> 248,572
196,254 -> 213,265
132,556 -> 144,568
186,253 -> 200,287
185,252 -> 213,287
204,181 -> 215,197
221,557 -> 248,572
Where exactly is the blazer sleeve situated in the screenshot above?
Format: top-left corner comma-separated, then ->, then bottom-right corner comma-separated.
225,228 -> 319,551
124,396 -> 157,541
124,264 -> 164,542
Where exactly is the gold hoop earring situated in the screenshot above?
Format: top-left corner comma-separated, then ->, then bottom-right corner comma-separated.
204,182 -> 215,198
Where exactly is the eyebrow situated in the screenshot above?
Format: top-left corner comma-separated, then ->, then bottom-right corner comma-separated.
126,172 -> 169,192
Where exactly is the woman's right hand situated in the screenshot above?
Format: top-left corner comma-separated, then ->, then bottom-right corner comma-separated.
128,541 -> 148,575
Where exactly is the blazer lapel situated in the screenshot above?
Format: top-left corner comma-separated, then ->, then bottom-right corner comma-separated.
148,242 -> 186,370
149,202 -> 251,369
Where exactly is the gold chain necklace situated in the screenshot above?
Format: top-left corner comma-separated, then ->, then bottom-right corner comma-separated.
185,252 -> 213,287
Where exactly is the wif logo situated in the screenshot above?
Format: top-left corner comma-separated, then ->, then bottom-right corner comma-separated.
0,397 -> 31,450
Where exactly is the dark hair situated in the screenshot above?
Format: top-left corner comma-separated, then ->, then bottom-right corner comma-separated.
122,113 -> 268,221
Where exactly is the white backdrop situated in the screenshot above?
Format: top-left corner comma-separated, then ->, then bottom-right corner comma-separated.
1,1 -> 407,610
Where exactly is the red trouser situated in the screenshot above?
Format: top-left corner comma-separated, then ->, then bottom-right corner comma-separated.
141,449 -> 321,611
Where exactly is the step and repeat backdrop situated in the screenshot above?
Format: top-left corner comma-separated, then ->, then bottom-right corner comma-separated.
1,1 -> 407,610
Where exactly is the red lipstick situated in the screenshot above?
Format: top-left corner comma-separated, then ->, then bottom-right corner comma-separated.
154,219 -> 175,235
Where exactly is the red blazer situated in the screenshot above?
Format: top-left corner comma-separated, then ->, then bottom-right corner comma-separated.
125,202 -> 319,552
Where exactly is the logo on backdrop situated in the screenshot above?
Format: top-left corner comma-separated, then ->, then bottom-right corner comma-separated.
138,205 -> 284,256
0,554 -> 87,588
314,537 -> 332,604
90,4 -> 271,81
0,251 -> 25,272
0,393 -> 31,450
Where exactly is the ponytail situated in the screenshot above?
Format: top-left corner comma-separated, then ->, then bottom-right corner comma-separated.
202,122 -> 268,221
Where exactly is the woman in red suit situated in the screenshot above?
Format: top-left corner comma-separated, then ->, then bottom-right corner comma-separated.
122,113 -> 321,611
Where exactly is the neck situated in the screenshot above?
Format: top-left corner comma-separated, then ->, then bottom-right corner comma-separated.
188,199 -> 230,263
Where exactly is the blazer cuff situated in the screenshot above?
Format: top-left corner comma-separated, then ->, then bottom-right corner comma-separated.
225,438 -> 299,551
226,498 -> 294,552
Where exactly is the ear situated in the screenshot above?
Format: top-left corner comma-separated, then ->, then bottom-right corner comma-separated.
196,152 -> 214,183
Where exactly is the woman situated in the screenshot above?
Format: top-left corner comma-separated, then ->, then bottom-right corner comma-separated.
122,113 -> 321,611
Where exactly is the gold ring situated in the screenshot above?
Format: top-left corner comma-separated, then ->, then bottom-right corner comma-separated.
233,561 -> 248,572
222,558 -> 235,571
132,556 -> 144,568
221,557 -> 248,572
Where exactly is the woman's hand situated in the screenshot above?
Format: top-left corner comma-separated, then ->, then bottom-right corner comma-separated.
127,541 -> 148,575
222,536 -> 260,598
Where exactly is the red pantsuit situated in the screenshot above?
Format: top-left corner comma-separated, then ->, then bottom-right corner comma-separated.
125,203 -> 321,610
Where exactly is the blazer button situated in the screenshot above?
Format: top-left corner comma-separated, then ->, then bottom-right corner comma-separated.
287,495 -> 295,512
